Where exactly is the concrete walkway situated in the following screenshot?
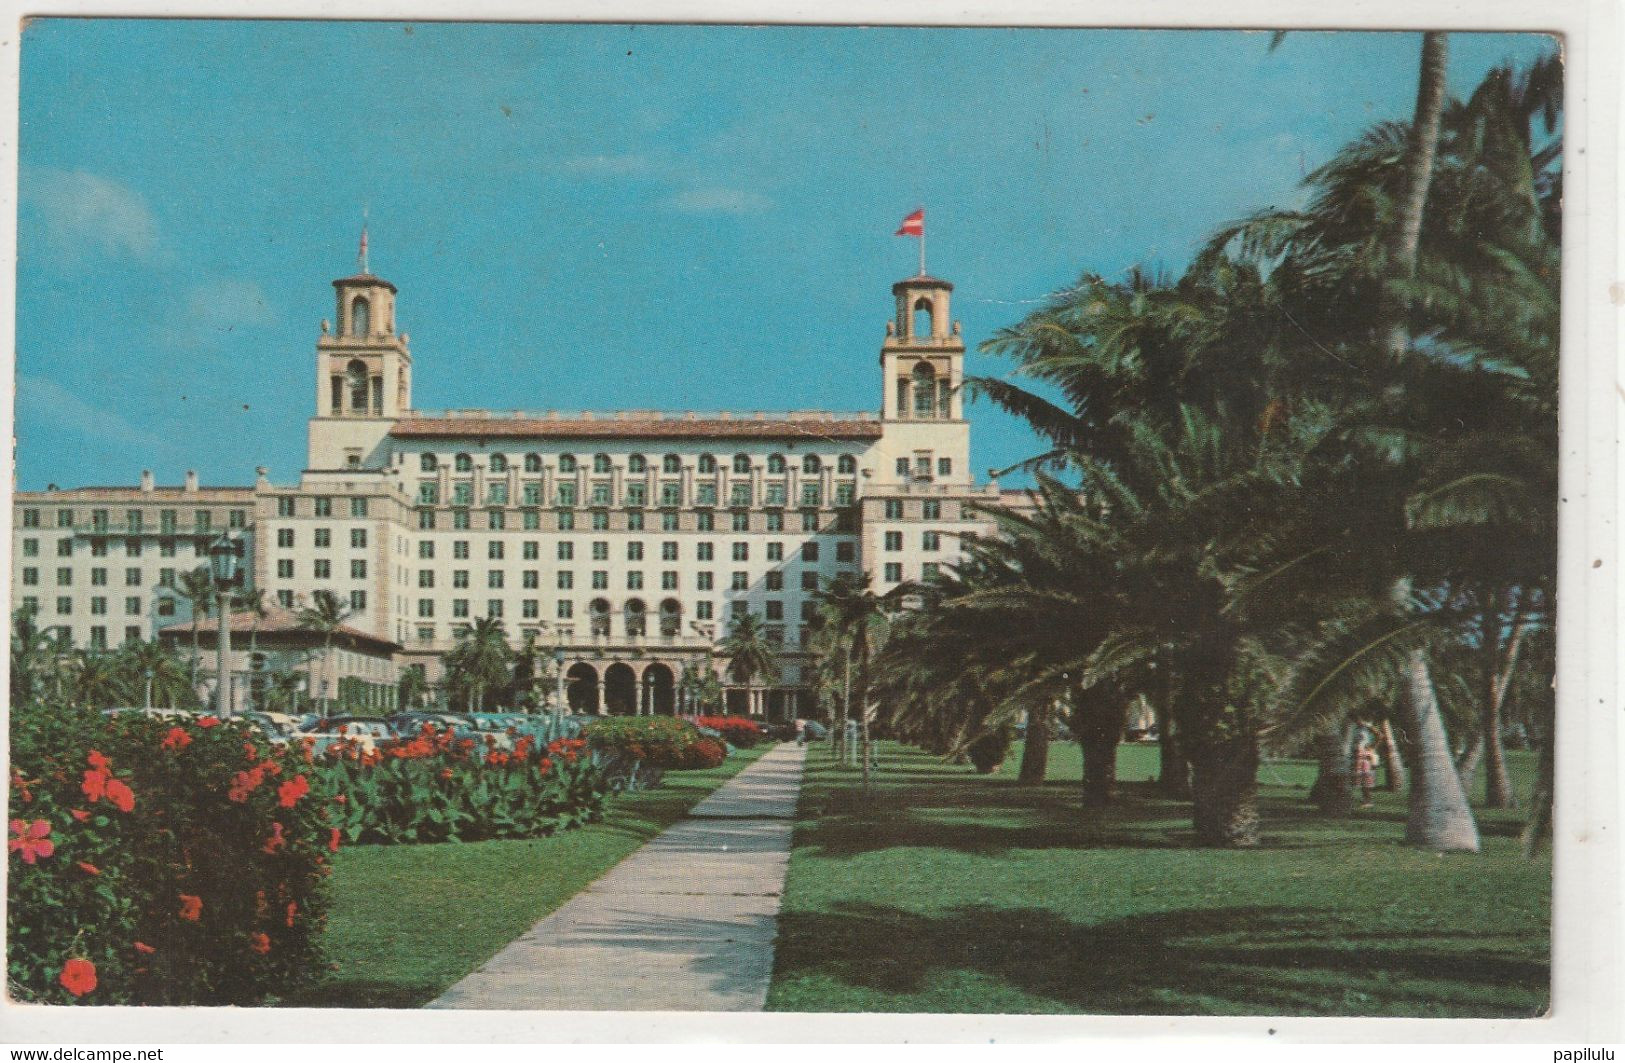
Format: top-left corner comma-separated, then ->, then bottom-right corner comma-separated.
429,742 -> 806,1011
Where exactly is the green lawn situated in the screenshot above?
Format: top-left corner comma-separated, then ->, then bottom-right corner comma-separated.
767,740 -> 1550,1016
290,744 -> 772,1008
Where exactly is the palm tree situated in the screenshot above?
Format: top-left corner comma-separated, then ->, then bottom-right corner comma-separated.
233,587 -> 270,710
397,664 -> 430,712
178,567 -> 216,692
295,590 -> 354,716
721,611 -> 776,722
445,616 -> 513,712
810,574 -> 907,785
11,606 -> 66,707
68,650 -> 133,710
116,639 -> 195,710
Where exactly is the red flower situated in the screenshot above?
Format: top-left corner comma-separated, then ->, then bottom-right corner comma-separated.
197,716 -> 221,728
81,770 -> 107,803
104,777 -> 135,813
59,957 -> 97,997
161,727 -> 193,751
70,809 -> 89,822
77,861 -> 100,876
327,828 -> 341,853
440,768 -> 453,780
86,751 -> 110,771
277,775 -> 310,808
178,893 -> 203,921
285,901 -> 299,928
249,932 -> 271,955
262,822 -> 287,855
8,819 -> 54,864
539,757 -> 554,773
242,742 -> 260,762
133,941 -> 155,954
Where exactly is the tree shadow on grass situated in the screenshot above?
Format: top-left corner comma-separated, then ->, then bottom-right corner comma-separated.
771,902 -> 1549,1017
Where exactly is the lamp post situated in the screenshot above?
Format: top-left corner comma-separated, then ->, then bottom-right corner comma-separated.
553,647 -> 566,720
207,534 -> 240,719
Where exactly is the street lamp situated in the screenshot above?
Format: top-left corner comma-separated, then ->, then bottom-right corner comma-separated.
207,535 -> 241,719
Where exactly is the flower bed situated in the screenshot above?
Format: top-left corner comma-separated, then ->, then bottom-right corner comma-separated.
309,726 -> 611,845
581,716 -> 727,781
8,704 -> 330,1005
693,715 -> 769,749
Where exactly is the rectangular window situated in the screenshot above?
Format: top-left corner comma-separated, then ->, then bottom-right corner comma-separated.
696,601 -> 714,620
938,457 -> 952,477
730,483 -> 751,507
453,599 -> 470,619
314,559 -> 331,579
922,562 -> 941,581
489,541 -> 505,560
732,542 -> 749,562
835,484 -> 855,506
895,457 -> 910,477
57,540 -> 74,558
350,498 -> 368,518
764,511 -> 783,532
557,482 -> 577,507
91,540 -> 108,558
591,483 -> 612,507
21,539 -> 37,558
661,541 -> 678,561
803,542 -> 821,562
884,562 -> 903,583
627,542 -> 644,561
697,571 -> 715,591
592,511 -> 610,531
314,498 -> 332,517
696,484 -> 717,507
21,568 -> 37,586
453,510 -> 471,530
695,542 -> 713,562
592,570 -> 608,590
91,568 -> 107,586
351,590 -> 367,610
802,571 -> 819,591
522,599 -> 539,619
731,572 -> 749,591
125,567 -> 142,586
488,483 -> 509,506
452,482 -> 473,507
662,511 -> 680,531
453,541 -> 470,560
57,567 -> 73,586
418,600 -> 435,618
126,539 -> 142,558
489,571 -> 504,589
276,497 -> 295,518
89,627 -> 107,651
524,570 -> 540,589
556,571 -> 573,590
277,590 -> 294,608
730,600 -> 748,618
765,483 -> 787,507
523,482 -> 542,505
627,511 -> 644,531
351,559 -> 367,579
454,571 -> 470,589
551,541 -> 570,561
416,624 -> 435,641
22,509 -> 39,528
350,528 -> 367,549
766,571 -> 783,591
277,528 -> 295,548
90,597 -> 108,616
801,601 -> 818,621
627,571 -> 644,590
660,482 -> 681,507
419,510 -> 437,530
885,499 -> 904,519
662,571 -> 678,590
556,600 -> 574,619
916,456 -> 932,478
837,541 -> 856,562
765,600 -> 783,621
696,510 -> 715,531
626,483 -> 646,508
923,531 -> 941,551
56,596 -> 72,615
801,484 -> 821,507
230,509 -> 248,529
557,510 -> 575,531
278,559 -> 294,578
91,508 -> 110,531
523,510 -> 540,530
489,510 -> 505,530
592,541 -> 609,561
57,509 -> 75,529
766,542 -> 784,561
885,531 -> 902,551
314,528 -> 331,549
732,512 -> 750,532
923,500 -> 942,520
802,510 -> 820,532
419,570 -> 435,588
416,541 -> 435,562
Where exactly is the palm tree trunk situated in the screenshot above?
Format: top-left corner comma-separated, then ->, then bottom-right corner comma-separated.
1017,701 -> 1051,785
1077,689 -> 1126,808
1378,718 -> 1406,792
1402,649 -> 1480,851
1156,709 -> 1190,799
1520,696 -> 1554,857
1190,732 -> 1261,847
1386,31 -> 1450,358
1481,606 -> 1529,809
1310,721 -> 1356,814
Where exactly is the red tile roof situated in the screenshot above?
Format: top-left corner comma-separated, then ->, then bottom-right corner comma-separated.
390,416 -> 884,442
158,608 -> 398,653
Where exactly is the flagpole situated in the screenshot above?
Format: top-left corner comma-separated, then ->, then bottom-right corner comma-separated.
919,208 -> 926,276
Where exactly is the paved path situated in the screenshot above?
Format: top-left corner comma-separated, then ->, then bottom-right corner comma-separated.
429,742 -> 806,1011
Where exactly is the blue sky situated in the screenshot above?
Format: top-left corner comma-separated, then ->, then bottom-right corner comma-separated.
14,22 -> 1557,491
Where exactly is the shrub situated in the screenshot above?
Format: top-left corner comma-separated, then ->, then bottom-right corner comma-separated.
309,728 -> 611,845
681,737 -> 728,770
966,727 -> 1015,774
8,703 -> 330,1005
693,715 -> 768,749
581,716 -> 720,777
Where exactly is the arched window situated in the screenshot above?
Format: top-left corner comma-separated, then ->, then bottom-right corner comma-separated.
489,454 -> 508,473
659,598 -> 682,637
627,454 -> 647,474
454,453 -> 472,473
732,454 -> 752,474
346,360 -> 369,412
698,454 -> 717,474
802,454 -> 822,474
838,455 -> 857,474
524,453 -> 542,473
912,363 -> 937,419
624,599 -> 646,637
593,454 -> 612,474
663,454 -> 682,474
589,598 -> 611,638
351,297 -> 371,337
420,453 -> 438,472
767,454 -> 786,475
558,454 -> 578,474
912,296 -> 932,339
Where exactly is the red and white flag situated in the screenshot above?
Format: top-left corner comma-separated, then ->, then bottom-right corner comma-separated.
895,209 -> 925,237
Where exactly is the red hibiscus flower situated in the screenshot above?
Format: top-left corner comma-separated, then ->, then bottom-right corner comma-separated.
134,941 -> 155,954
327,827 -> 341,853
59,957 -> 97,997
8,819 -> 54,864
249,932 -> 271,955
277,775 -> 310,808
86,751 -> 110,771
161,727 -> 193,751
70,809 -> 90,822
197,716 -> 221,728
81,769 -> 107,803
77,862 -> 100,876
178,893 -> 203,921
243,743 -> 260,762
104,777 -> 135,813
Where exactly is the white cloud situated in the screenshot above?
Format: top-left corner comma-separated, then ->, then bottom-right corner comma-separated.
555,154 -> 654,177
22,168 -> 159,264
16,374 -> 176,457
663,187 -> 774,215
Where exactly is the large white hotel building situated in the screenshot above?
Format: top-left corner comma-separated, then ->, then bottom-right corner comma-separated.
11,260 -> 1008,718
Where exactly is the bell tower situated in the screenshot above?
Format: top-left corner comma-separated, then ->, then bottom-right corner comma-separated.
308,232 -> 413,470
875,273 -> 970,487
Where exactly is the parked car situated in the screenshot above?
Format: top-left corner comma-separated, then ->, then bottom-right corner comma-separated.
305,715 -> 397,756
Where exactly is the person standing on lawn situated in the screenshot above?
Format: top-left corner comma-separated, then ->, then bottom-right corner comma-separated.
1355,737 -> 1380,808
